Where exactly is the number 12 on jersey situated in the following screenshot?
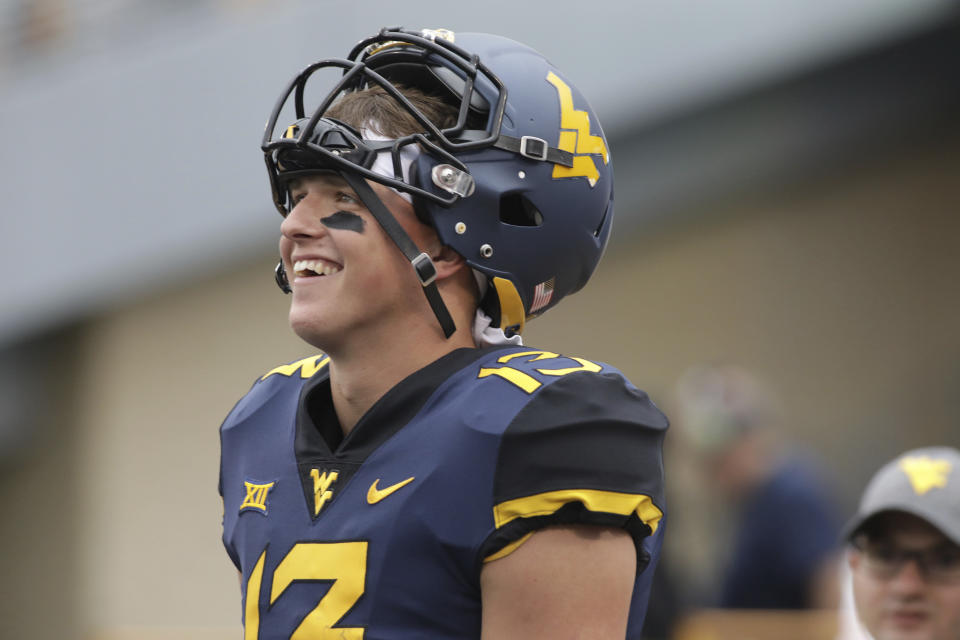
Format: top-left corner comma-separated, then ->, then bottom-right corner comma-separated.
245,541 -> 368,639
478,350 -> 602,393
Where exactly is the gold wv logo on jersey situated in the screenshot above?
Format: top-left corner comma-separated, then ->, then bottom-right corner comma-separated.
311,468 -> 339,515
547,71 -> 609,187
240,480 -> 276,515
900,456 -> 952,495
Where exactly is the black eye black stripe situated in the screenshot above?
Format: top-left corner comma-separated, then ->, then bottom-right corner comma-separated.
321,211 -> 365,233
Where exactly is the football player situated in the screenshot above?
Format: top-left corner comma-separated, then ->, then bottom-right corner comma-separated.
219,27 -> 668,639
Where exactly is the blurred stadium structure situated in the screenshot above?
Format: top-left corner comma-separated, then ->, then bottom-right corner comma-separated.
1,1 -> 958,638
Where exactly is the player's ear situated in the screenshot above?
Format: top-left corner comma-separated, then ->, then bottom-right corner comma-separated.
431,244 -> 467,281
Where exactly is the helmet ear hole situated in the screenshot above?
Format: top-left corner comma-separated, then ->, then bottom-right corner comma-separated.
499,193 -> 543,227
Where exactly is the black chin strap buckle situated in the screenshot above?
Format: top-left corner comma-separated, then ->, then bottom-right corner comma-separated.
411,252 -> 438,287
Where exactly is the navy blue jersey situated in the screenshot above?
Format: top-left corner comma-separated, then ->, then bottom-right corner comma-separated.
219,346 -> 667,639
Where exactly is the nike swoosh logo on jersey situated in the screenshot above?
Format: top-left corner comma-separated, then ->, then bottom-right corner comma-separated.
367,477 -> 415,504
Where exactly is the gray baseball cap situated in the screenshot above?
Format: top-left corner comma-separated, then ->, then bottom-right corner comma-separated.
843,446 -> 960,546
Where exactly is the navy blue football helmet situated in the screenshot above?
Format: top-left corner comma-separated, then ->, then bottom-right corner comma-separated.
263,27 -> 614,337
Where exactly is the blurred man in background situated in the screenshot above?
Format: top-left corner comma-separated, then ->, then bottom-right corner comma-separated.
674,364 -> 841,610
843,446 -> 960,640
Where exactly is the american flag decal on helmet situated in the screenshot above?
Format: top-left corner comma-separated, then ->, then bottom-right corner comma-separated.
530,278 -> 555,313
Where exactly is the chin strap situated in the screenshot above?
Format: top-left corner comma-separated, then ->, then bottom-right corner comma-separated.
340,171 -> 457,339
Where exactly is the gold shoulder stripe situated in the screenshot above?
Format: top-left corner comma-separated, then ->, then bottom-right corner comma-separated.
260,354 -> 330,380
492,488 -> 663,534
484,532 -> 535,563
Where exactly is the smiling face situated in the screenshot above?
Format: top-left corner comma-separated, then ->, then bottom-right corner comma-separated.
850,512 -> 960,640
279,172 -> 441,351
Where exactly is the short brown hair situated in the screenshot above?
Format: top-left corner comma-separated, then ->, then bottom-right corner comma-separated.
324,85 -> 458,138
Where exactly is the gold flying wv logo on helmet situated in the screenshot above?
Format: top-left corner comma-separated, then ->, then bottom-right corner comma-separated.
547,72 -> 609,187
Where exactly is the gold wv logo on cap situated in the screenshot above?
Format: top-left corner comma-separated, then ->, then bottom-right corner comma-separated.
899,456 -> 952,495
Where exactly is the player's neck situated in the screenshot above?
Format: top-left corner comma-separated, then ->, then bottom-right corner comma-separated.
325,318 -> 476,435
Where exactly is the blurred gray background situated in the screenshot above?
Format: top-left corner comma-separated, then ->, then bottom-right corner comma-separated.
1,1 -> 958,638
